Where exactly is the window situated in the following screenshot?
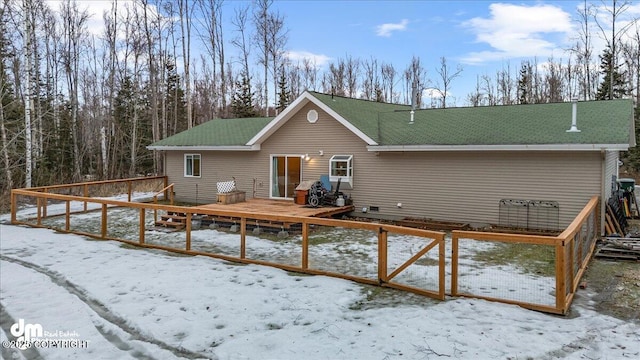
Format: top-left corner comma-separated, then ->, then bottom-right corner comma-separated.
184,154 -> 201,177
330,155 -> 353,185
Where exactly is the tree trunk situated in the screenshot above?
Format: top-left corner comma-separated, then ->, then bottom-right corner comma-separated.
24,0 -> 33,187
0,96 -> 12,189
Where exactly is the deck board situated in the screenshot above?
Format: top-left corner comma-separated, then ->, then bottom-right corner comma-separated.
193,198 -> 354,218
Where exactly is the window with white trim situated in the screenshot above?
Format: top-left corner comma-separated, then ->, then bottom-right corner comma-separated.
329,155 -> 353,185
184,154 -> 201,177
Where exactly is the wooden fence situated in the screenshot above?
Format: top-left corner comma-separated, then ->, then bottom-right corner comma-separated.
451,196 -> 599,314
10,176 -> 446,301
9,177 -> 599,313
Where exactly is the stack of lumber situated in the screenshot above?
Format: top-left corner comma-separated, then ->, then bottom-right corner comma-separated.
605,197 -> 627,237
596,237 -> 640,261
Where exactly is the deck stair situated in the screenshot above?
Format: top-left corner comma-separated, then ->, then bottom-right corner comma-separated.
155,212 -> 187,230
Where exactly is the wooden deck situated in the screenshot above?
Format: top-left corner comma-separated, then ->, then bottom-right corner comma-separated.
193,198 -> 354,218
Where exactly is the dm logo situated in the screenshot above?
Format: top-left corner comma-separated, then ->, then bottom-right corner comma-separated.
10,319 -> 43,350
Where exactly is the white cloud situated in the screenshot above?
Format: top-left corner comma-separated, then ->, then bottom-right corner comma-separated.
376,19 -> 409,37
461,3 -> 573,64
285,51 -> 332,68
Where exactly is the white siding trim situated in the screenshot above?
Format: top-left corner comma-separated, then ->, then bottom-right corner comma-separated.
369,144 -> 630,152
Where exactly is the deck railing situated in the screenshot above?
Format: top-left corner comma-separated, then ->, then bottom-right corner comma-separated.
9,175 -> 167,220
152,183 -> 174,223
451,196 -> 599,314
10,182 -> 446,301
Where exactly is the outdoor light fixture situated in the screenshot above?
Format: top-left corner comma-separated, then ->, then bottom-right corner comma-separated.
318,150 -> 324,156
304,153 -> 310,161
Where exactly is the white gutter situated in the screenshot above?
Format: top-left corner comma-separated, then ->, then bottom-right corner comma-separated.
146,145 -> 261,151
367,144 -> 630,152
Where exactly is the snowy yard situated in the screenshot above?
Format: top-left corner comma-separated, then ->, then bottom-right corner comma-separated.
1,200 -> 639,359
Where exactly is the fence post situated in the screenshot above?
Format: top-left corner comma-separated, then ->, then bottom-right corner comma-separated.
186,213 -> 192,251
65,201 -> 70,231
84,184 -> 89,212
240,217 -> 246,259
139,208 -> 145,244
10,191 -> 17,224
128,181 -> 132,202
377,228 -> 388,283
36,197 -> 42,225
451,232 -> 459,296
101,204 -> 107,238
42,188 -> 48,218
302,222 -> 309,269
438,235 -> 446,300
570,234 -> 577,292
555,241 -> 567,313
164,176 -> 169,200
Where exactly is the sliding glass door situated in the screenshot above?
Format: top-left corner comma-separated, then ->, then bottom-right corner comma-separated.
271,155 -> 302,199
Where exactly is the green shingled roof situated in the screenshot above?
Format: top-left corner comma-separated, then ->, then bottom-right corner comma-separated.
310,92 -> 633,146
149,117 -> 273,147
149,92 -> 633,149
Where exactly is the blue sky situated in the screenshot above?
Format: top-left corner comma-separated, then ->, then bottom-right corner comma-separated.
270,0 -> 613,103
73,0 -> 640,106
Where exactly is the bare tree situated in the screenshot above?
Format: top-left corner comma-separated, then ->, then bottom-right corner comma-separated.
196,0 -> 226,119
0,3 -> 13,189
594,0 -> 636,99
622,24 -> 640,105
381,62 -> 397,103
344,55 -> 359,98
362,57 -> 377,100
569,0 -> 596,100
267,9 -> 287,114
496,62 -> 515,105
23,0 -> 34,186
403,56 -> 428,107
231,3 -> 254,113
178,0 -> 193,128
302,57 -> 318,91
141,0 -> 162,173
466,75 -> 483,106
60,0 -> 88,181
435,56 -> 463,108
253,0 -> 271,116
325,59 -> 346,96
544,57 -> 565,102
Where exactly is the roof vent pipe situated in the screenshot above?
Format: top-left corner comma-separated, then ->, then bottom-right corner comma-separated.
566,98 -> 581,133
409,86 -> 417,124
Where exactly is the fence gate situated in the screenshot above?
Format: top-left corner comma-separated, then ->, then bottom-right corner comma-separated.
379,230 -> 446,300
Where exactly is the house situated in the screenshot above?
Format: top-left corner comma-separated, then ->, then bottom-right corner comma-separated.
147,91 -> 635,232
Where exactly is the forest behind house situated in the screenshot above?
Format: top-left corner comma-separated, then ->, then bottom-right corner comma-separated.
1,0 -> 639,211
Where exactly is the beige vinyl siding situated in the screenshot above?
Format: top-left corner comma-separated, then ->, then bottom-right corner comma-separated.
164,101 -> 604,229
603,150 -> 619,200
260,102 -> 373,192
601,150 -> 619,235
350,151 -> 601,229
165,151 -> 264,203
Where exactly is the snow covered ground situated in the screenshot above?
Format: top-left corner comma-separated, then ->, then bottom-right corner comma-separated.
1,200 -> 639,359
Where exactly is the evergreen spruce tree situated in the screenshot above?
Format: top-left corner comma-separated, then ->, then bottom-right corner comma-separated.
276,68 -> 291,113
621,107 -> 640,173
231,73 -> 258,118
596,45 -> 628,100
